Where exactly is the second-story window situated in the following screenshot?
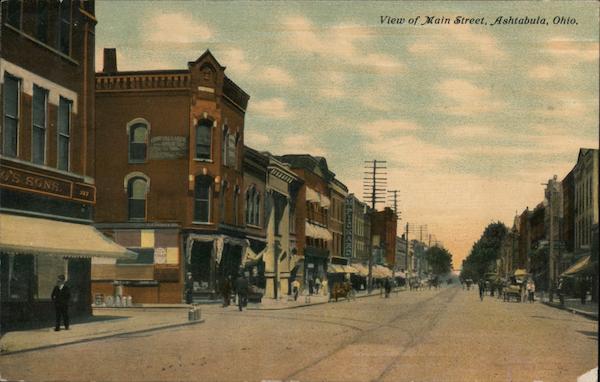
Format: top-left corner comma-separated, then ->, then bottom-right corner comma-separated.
36,0 -> 49,43
195,119 -> 212,160
245,187 -> 261,226
2,73 -> 20,158
57,0 -> 71,55
32,85 -> 47,165
129,123 -> 148,162
6,0 -> 21,29
57,97 -> 71,170
128,177 -> 147,220
194,176 -> 212,223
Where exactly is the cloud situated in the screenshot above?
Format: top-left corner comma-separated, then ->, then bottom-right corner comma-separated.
318,72 -> 346,99
256,66 -> 296,86
245,131 -> 271,147
439,57 -> 484,73
278,135 -> 327,157
250,98 -> 295,119
219,48 -> 252,74
544,37 -> 599,62
447,125 -> 502,139
147,13 -> 213,44
362,119 -> 419,139
534,92 -> 597,121
528,65 -> 569,80
281,16 -> 404,74
435,79 -> 506,116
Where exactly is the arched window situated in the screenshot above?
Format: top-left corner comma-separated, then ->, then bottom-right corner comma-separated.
195,119 -> 212,160
233,186 -> 240,226
194,176 -> 212,223
245,187 -> 261,226
254,193 -> 261,226
129,123 -> 148,162
128,177 -> 147,220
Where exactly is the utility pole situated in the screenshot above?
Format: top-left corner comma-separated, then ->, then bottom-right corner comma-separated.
363,160 -> 387,293
387,190 -> 400,217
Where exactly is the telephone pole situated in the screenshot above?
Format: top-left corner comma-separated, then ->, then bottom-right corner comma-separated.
363,160 -> 387,293
387,189 -> 401,218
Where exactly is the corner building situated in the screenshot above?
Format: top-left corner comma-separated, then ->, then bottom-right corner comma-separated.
93,49 -> 250,303
1,1 -> 131,330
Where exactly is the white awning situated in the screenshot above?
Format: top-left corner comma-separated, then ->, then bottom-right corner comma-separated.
305,222 -> 332,241
352,263 -> 370,277
0,214 -> 135,259
327,263 -> 345,273
561,255 -> 593,277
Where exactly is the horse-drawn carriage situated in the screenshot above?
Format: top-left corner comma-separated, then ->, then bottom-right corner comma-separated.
331,282 -> 355,302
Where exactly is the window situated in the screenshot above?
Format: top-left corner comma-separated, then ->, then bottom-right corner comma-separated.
0,254 -> 34,301
36,0 -> 49,43
127,177 -> 147,220
129,123 -> 148,162
233,187 -> 240,226
2,73 -> 19,157
195,119 -> 212,160
57,0 -> 71,55
226,133 -> 236,167
6,0 -> 21,28
245,187 -> 261,226
32,85 -> 47,165
194,176 -> 212,223
57,97 -> 71,170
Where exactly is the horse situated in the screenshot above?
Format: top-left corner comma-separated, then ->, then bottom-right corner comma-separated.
331,282 -> 354,302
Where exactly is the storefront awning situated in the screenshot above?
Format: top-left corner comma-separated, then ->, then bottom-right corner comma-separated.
561,255 -> 593,277
344,265 -> 358,274
0,214 -> 135,259
327,263 -> 345,273
305,222 -> 332,241
305,187 -> 330,208
514,269 -> 529,278
352,263 -> 370,277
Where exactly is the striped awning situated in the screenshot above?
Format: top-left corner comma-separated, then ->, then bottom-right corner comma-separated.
305,222 -> 332,241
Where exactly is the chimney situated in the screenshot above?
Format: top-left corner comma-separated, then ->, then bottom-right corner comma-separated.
103,48 -> 117,73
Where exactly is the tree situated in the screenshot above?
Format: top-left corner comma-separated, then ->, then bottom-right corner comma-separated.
425,246 -> 453,276
461,221 -> 508,281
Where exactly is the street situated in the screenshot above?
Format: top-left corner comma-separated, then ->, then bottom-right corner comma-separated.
0,286 -> 597,382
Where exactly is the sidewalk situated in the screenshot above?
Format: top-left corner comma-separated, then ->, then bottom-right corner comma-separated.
539,295 -> 598,320
0,308 -> 203,355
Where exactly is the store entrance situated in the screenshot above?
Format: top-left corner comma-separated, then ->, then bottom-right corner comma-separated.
190,241 -> 213,290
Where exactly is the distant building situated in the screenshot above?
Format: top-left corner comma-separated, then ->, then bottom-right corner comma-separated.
573,148 -> 598,252
371,207 -> 398,268
395,235 -> 408,272
343,194 -> 371,263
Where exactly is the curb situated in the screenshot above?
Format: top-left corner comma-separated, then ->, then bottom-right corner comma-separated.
247,289 -> 405,310
542,301 -> 598,321
0,319 -> 204,356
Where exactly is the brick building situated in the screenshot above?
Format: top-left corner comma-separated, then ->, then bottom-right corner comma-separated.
371,207 -> 398,268
92,49 -> 250,303
277,155 -> 335,289
0,1 -> 131,330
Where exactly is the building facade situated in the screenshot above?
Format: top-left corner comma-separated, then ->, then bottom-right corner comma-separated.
278,155 -> 335,288
395,235 -> 408,273
343,194 -> 371,263
92,49 -> 250,303
370,207 -> 398,268
0,1 -> 131,329
573,148 -> 599,253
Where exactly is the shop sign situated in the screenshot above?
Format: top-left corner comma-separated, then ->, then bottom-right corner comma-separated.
0,165 -> 96,203
154,247 -> 167,264
307,263 -> 315,268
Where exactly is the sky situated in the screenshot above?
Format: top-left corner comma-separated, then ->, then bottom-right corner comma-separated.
95,1 -> 599,267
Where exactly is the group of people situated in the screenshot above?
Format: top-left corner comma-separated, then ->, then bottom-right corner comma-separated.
185,272 -> 251,311
477,278 -> 536,303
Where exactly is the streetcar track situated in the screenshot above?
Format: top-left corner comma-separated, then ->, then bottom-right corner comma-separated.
283,287 -> 459,381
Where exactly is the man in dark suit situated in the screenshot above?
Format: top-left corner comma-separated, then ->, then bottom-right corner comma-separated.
51,275 -> 71,331
235,273 -> 249,312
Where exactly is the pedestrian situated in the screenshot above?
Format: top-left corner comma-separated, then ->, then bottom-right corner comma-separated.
384,277 -> 391,298
235,273 -> 249,311
527,280 -> 535,303
184,272 -> 194,305
478,279 -> 485,301
51,275 -> 70,331
291,278 -> 300,301
308,276 -> 314,295
578,278 -> 589,305
221,276 -> 232,307
315,276 -> 322,295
